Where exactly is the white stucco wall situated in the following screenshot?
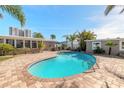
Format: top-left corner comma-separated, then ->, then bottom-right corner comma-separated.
67,41 -> 79,49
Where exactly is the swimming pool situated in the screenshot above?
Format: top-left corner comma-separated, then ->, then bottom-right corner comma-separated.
28,52 -> 96,78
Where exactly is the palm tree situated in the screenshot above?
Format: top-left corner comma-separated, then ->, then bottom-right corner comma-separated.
105,5 -> 124,15
68,33 -> 77,50
76,30 -> 96,51
50,34 -> 56,40
105,40 -> 117,55
33,32 -> 44,38
0,14 -> 3,19
0,5 -> 26,26
38,41 -> 46,52
63,35 -> 69,45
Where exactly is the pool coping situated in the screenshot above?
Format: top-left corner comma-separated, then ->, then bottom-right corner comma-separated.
22,52 -> 100,82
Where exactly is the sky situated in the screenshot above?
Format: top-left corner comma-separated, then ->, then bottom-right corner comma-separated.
0,5 -> 124,41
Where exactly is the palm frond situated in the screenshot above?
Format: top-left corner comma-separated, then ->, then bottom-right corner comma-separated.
104,5 -> 115,15
120,8 -> 124,14
0,5 -> 26,26
0,13 -> 3,18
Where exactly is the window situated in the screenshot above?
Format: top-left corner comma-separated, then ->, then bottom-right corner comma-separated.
120,41 -> 124,51
92,41 -> 101,50
32,41 -> 37,48
122,42 -> 124,49
0,39 -> 4,43
16,40 -> 23,48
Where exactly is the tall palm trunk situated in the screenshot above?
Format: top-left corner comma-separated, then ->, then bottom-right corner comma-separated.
108,47 -> 111,55
66,38 -> 68,45
82,41 -> 85,51
83,42 -> 86,51
79,40 -> 82,51
71,41 -> 73,50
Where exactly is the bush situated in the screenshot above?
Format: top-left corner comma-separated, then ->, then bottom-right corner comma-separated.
38,41 -> 46,52
8,48 -> 40,55
0,43 -> 15,56
75,47 -> 81,51
61,44 -> 67,50
66,47 -> 71,50
51,48 -> 56,51
93,47 -> 105,54
13,48 -> 31,54
57,46 -> 61,50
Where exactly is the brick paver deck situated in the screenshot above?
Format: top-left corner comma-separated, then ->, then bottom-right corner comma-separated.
0,51 -> 124,88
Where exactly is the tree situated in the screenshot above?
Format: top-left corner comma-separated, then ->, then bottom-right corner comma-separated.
33,32 -> 44,38
0,5 -> 26,26
0,14 -> 3,19
0,43 -> 15,56
105,40 -> 117,55
50,34 -> 56,40
38,41 -> 46,52
76,30 -> 96,51
63,35 -> 69,45
68,33 -> 77,50
105,5 -> 124,15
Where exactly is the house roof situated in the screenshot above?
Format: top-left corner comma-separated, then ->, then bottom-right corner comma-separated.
0,35 -> 56,42
85,38 -> 124,42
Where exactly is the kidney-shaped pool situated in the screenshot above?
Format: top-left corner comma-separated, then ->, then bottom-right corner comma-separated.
28,52 -> 96,78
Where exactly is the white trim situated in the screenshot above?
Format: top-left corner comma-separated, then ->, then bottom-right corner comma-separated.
3,38 -> 6,44
14,39 -> 17,48
36,41 -> 38,48
119,40 -> 124,51
23,40 -> 25,48
92,41 -> 101,50
0,35 -> 56,42
85,38 -> 124,42
30,40 -> 32,48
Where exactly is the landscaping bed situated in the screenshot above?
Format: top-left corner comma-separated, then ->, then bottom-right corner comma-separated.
0,55 -> 13,62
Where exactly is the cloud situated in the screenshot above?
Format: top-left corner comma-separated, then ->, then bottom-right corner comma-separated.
88,6 -> 124,39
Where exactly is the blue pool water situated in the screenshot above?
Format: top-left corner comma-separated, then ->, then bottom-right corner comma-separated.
28,52 -> 96,78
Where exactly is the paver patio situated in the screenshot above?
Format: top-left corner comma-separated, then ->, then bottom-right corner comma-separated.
0,51 -> 124,88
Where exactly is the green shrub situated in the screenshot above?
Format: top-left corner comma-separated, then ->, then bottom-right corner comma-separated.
61,44 -> 67,50
14,48 -> 31,54
51,48 -> 56,51
75,47 -> 81,51
66,47 -> 71,50
93,47 -> 105,54
38,41 -> 46,52
9,48 -> 40,55
57,46 -> 61,50
0,43 -> 15,56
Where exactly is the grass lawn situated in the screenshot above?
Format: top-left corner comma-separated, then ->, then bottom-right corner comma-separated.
0,55 -> 13,62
